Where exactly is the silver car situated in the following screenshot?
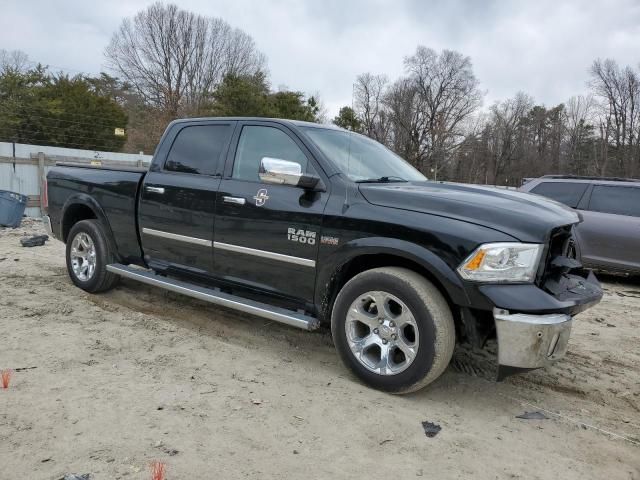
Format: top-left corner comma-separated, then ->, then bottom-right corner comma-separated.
519,175 -> 640,275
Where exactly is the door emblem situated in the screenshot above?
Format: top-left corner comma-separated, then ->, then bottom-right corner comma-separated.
288,228 -> 316,245
253,188 -> 270,207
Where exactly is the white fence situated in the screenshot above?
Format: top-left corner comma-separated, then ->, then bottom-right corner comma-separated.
0,142 -> 152,217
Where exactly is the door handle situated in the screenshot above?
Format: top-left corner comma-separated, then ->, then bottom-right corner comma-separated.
146,186 -> 165,194
223,196 -> 246,205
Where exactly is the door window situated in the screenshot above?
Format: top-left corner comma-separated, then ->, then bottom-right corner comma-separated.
165,125 -> 231,175
232,126 -> 309,182
530,182 -> 588,208
588,185 -> 640,217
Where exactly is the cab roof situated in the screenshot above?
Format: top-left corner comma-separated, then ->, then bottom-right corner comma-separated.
169,117 -> 344,131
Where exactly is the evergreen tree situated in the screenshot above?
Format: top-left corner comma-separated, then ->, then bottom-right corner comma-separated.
333,106 -> 362,132
0,66 -> 128,151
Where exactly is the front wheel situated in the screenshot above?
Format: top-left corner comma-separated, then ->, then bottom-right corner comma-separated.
65,219 -> 119,293
331,267 -> 455,394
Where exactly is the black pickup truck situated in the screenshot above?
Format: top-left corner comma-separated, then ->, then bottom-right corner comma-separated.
45,117 -> 603,393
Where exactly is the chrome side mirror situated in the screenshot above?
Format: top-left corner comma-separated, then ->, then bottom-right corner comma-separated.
259,157 -> 320,190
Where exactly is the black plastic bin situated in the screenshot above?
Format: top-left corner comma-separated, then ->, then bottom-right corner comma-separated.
0,190 -> 28,227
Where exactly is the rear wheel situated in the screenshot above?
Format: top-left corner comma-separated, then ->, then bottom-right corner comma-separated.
65,220 -> 119,293
331,267 -> 455,393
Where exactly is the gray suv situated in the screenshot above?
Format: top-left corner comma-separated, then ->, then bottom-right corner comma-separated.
520,175 -> 640,275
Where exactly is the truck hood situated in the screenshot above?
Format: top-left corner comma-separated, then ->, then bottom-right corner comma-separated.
358,181 -> 580,243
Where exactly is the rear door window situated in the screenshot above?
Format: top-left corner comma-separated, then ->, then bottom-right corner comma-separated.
530,182 -> 588,208
588,185 -> 640,217
165,124 -> 232,175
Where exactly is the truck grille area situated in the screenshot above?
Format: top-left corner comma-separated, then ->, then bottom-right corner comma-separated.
537,225 -> 579,287
537,225 -> 602,308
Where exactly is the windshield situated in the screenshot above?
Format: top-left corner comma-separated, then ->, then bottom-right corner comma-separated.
302,127 -> 427,182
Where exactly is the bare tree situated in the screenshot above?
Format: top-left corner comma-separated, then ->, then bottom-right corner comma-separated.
486,92 -> 533,183
347,47 -> 483,175
354,73 -> 389,142
383,77 -> 421,165
343,51 -> 640,183
0,49 -> 30,74
590,59 -> 640,177
403,46 -> 483,174
105,2 -> 266,117
565,95 -> 595,174
449,112 -> 489,183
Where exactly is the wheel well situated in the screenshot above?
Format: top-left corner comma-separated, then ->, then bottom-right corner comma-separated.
62,204 -> 96,242
321,253 -> 460,327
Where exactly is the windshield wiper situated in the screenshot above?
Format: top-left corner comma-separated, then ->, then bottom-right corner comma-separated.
355,176 -> 408,184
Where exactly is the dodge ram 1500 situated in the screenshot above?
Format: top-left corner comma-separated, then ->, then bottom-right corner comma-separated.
45,117 -> 603,393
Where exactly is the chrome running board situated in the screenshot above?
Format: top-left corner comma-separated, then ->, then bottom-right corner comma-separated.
106,263 -> 320,331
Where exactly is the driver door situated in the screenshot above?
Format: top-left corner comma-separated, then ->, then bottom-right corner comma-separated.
213,121 -> 329,303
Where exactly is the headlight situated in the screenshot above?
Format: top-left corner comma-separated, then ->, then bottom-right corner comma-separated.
457,243 -> 543,283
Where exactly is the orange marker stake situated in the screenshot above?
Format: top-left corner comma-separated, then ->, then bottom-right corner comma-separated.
1,370 -> 12,389
150,460 -> 166,480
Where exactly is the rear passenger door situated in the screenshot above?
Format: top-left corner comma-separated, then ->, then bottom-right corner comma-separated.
576,185 -> 640,272
139,121 -> 235,275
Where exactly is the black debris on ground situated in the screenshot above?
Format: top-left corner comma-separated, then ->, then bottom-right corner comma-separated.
20,234 -> 49,247
154,440 -> 179,456
616,291 -> 640,298
516,411 -> 548,420
58,475 -> 91,480
421,421 -> 442,438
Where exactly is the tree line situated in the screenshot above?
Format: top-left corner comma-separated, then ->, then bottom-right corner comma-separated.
0,2 -> 322,154
2,2 -> 639,183
335,51 -> 640,183
0,52 -> 128,152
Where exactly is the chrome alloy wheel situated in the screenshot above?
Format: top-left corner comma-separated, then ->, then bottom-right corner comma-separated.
70,232 -> 97,281
345,291 -> 419,375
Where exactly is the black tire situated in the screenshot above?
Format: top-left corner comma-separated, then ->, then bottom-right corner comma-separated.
65,219 -> 119,293
331,267 -> 455,394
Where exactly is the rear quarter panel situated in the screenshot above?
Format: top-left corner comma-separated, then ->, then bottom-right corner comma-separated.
47,166 -> 145,262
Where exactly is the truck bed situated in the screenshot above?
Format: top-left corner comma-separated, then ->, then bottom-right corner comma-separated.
47,164 -> 146,263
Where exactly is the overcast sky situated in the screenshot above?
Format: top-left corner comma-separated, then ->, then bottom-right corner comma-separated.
2,0 -> 640,116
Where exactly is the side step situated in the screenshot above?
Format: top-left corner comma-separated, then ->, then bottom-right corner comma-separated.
106,263 -> 320,331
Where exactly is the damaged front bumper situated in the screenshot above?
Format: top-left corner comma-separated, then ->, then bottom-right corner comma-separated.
471,270 -> 602,380
494,308 -> 572,380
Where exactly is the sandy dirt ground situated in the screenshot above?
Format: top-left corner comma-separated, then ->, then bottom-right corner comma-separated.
1,218 -> 639,480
